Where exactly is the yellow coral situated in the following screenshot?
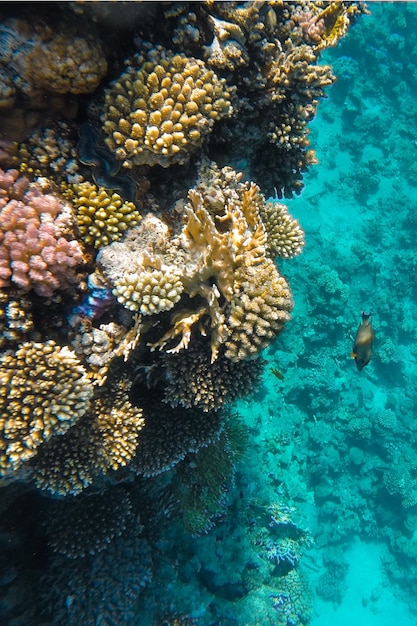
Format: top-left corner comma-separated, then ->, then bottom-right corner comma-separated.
102,46 -> 234,167
260,201 -> 305,259
225,258 -> 293,361
67,181 -> 141,248
0,341 -> 93,475
31,377 -> 144,496
113,269 -> 183,314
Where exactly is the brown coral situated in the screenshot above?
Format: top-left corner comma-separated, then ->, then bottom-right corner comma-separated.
102,45 -> 234,168
0,341 -> 93,475
31,378 -> 144,496
160,337 -> 265,412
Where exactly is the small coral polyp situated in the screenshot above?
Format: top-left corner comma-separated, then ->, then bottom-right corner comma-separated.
102,45 -> 234,168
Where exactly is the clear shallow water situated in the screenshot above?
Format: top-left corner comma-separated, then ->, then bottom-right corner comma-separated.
2,3 -> 417,625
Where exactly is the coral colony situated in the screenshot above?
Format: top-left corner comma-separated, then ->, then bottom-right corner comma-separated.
0,2 -> 368,625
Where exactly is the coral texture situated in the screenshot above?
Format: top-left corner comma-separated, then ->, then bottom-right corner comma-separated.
31,377 -> 145,496
66,180 -> 141,249
260,201 -> 305,259
0,168 -> 85,297
0,16 -> 107,100
160,338 -> 265,412
99,161 -> 294,363
0,340 -> 93,475
102,45 -> 234,167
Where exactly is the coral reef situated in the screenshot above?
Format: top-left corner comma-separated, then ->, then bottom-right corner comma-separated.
0,168 -> 85,297
45,487 -> 133,559
159,337 -> 265,412
99,161 -> 295,363
102,45 -> 234,168
0,2 -> 366,624
0,340 -> 93,475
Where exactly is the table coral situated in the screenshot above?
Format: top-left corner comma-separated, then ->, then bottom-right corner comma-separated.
0,340 -> 93,475
0,168 -> 85,297
66,180 -> 141,249
102,44 -> 234,168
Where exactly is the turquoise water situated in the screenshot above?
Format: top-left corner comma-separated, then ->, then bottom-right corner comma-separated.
1,3 -> 417,625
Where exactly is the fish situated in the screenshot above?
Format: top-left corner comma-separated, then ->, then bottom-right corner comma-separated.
351,311 -> 374,371
270,367 -> 285,381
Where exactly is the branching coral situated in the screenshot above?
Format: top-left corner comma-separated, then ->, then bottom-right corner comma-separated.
160,338 -> 265,412
132,399 -> 223,478
102,45 -> 234,168
99,161 -> 295,362
65,180 -> 141,249
259,201 -> 305,259
31,374 -> 144,495
0,340 -> 93,475
45,488 -> 133,559
0,168 -> 85,297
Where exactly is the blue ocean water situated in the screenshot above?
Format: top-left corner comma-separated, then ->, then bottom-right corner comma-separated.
1,3 -> 417,626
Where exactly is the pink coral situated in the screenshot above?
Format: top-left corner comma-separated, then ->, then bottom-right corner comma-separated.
0,168 -> 85,297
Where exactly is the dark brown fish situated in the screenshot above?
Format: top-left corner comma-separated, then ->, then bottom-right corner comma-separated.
351,311 -> 374,371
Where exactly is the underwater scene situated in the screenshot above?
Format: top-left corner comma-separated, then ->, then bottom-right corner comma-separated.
0,1 -> 416,625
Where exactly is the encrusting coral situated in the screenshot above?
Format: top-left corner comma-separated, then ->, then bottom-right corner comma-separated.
0,168 -> 85,297
102,45 -> 234,168
0,340 -> 93,475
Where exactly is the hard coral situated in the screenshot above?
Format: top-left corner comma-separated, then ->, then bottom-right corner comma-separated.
66,180 -> 141,249
260,201 -> 305,259
160,338 -> 265,412
225,258 -> 293,361
0,340 -> 93,475
0,16 -> 107,99
102,45 -> 234,168
99,161 -> 296,362
0,168 -> 85,297
31,376 -> 144,496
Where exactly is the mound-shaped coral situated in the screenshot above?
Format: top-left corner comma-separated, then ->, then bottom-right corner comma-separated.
260,201 -> 305,259
66,180 -> 141,249
0,340 -> 93,475
0,168 -> 85,297
0,16 -> 107,100
102,45 -> 234,167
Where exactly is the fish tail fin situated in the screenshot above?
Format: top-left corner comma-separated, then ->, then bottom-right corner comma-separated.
361,311 -> 372,322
